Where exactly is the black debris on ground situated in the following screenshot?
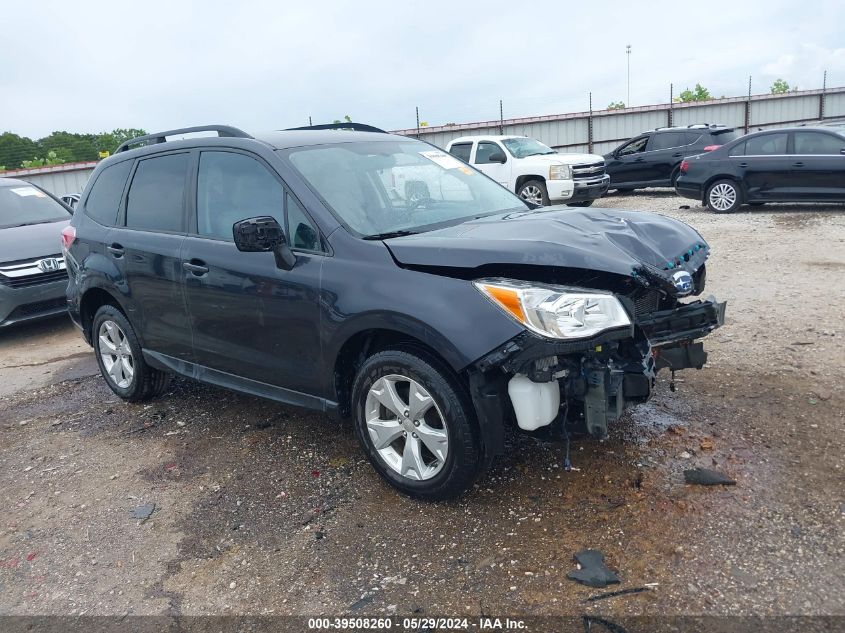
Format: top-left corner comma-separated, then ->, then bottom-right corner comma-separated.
130,502 -> 156,521
684,468 -> 737,486
567,549 -> 620,588
582,586 -> 651,604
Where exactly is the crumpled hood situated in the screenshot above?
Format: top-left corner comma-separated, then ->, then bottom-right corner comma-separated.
384,206 -> 708,287
0,219 -> 68,263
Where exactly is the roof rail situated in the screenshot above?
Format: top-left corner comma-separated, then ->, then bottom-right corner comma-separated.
115,125 -> 253,153
285,122 -> 387,133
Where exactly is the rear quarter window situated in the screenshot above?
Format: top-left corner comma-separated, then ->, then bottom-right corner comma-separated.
449,143 -> 472,162
125,153 -> 189,233
84,160 -> 133,226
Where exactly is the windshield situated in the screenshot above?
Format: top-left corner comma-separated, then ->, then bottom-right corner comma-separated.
501,137 -> 556,158
282,140 -> 527,237
0,184 -> 69,230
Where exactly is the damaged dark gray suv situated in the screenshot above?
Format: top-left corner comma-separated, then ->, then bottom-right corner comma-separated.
65,124 -> 725,500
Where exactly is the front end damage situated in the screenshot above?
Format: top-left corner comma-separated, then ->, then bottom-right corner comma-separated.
467,263 -> 725,458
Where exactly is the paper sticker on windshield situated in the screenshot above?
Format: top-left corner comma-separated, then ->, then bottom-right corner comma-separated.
10,187 -> 45,198
419,150 -> 467,171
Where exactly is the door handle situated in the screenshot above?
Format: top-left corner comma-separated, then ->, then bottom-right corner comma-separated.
633,158 -> 645,163
739,163 -> 748,168
182,260 -> 209,276
107,243 -> 124,257
793,161 -> 805,167
672,152 -> 683,157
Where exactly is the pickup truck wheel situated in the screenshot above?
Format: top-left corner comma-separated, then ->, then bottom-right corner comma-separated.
517,180 -> 550,206
352,349 -> 480,500
92,305 -> 171,402
706,179 -> 741,213
568,200 -> 594,207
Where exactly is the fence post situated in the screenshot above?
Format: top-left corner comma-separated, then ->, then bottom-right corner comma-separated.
820,70 -> 827,120
416,107 -> 420,139
588,93 -> 594,154
499,100 -> 504,135
668,84 -> 673,127
744,76 -> 752,133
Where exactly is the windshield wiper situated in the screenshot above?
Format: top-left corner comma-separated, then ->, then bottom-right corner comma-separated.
362,229 -> 420,240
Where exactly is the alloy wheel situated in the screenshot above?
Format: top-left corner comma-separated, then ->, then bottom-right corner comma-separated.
709,183 -> 737,211
519,185 -> 544,205
98,320 -> 134,389
364,374 -> 449,481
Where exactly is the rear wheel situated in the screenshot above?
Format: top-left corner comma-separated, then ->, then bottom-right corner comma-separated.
92,305 -> 170,401
568,199 -> 594,207
706,179 -> 741,214
352,349 -> 481,500
517,180 -> 550,206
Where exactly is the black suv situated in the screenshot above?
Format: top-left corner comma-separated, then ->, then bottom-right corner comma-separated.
65,124 -> 725,500
605,124 -> 739,191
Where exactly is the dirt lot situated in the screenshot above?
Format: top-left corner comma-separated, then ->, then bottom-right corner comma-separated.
1,192 -> 843,620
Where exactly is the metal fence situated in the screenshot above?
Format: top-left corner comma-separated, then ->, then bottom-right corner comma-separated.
0,161 -> 97,196
392,86 -> 845,155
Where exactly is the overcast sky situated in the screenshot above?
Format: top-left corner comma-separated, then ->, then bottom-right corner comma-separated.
2,0 -> 844,138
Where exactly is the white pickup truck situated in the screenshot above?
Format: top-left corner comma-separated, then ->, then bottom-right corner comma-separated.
445,135 -> 610,207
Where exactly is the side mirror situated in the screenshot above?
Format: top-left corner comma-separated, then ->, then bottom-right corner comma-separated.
488,151 -> 507,164
232,216 -> 296,271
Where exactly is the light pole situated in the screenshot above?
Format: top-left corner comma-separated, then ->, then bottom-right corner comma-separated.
626,44 -> 632,106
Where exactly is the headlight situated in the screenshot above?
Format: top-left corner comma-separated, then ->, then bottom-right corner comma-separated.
549,164 -> 572,180
474,278 -> 631,340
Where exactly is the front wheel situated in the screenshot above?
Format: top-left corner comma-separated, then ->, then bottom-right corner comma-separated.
517,180 -> 550,206
92,305 -> 170,401
706,179 -> 742,213
567,199 -> 594,207
352,349 -> 481,500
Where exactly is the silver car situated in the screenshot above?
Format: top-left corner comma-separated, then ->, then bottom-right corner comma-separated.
0,178 -> 71,328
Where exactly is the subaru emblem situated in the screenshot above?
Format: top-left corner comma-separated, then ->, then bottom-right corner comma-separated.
672,270 -> 693,296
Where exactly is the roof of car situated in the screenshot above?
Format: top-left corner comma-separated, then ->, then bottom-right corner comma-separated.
0,177 -> 30,187
254,129 -> 404,149
448,135 -> 526,144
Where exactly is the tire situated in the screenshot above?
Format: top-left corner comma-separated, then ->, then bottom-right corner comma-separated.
670,169 -> 680,188
352,348 -> 481,501
705,179 -> 742,214
568,199 -> 594,207
517,180 -> 550,206
92,305 -> 171,402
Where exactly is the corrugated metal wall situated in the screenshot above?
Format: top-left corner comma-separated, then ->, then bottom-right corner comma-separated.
0,162 -> 96,196
395,87 -> 845,155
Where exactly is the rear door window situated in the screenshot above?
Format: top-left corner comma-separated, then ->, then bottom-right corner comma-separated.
448,143 -> 472,162
648,132 -> 683,150
85,160 -> 133,226
793,131 -> 845,155
744,133 -> 788,156
125,153 -> 189,233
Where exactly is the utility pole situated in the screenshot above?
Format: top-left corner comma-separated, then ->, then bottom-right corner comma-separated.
499,100 -> 504,134
416,106 -> 420,138
626,44 -> 632,106
308,116 -> 312,126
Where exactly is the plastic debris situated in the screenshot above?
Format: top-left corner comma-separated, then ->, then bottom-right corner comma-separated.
130,502 -> 156,521
684,468 -> 736,486
567,549 -> 620,588
582,586 -> 651,603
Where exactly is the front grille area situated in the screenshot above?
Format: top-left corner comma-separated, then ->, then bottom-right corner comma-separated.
0,255 -> 67,289
572,161 -> 606,180
7,297 -> 67,320
630,288 -> 662,317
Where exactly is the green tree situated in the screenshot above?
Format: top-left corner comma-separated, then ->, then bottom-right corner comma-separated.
607,101 -> 625,110
94,128 -> 148,156
21,150 -> 65,168
39,131 -> 98,163
770,78 -> 791,94
676,83 -> 712,102
0,132 -> 38,170
332,115 -> 353,124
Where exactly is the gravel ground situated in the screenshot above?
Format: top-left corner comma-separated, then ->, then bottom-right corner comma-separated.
0,191 -> 843,619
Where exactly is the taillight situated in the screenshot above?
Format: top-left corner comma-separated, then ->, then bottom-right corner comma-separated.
61,226 -> 76,250
679,160 -> 690,174
703,145 -> 721,152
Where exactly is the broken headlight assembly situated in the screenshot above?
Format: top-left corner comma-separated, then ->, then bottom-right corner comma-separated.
474,278 -> 631,340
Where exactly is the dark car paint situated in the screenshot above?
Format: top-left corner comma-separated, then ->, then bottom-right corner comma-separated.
67,130 -> 722,456
604,129 -> 735,189
0,178 -> 72,327
675,127 -> 845,204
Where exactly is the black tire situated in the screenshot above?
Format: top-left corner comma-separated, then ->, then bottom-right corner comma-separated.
568,199 -> 594,207
517,179 -> 550,206
352,348 -> 481,501
91,305 -> 171,402
670,169 -> 681,188
705,179 -> 742,214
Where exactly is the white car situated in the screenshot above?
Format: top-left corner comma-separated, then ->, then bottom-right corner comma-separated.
446,135 -> 610,207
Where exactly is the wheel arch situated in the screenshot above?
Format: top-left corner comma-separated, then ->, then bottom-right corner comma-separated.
79,286 -> 132,345
514,174 -> 546,192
